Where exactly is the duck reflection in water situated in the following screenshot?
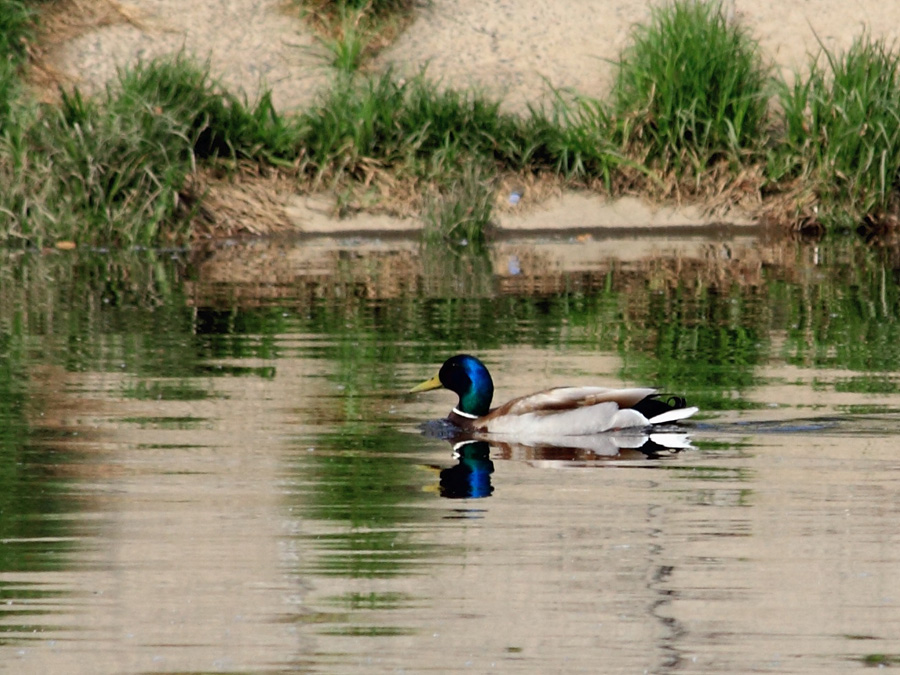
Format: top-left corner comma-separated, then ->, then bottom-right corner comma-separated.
439,440 -> 495,499
431,430 -> 693,499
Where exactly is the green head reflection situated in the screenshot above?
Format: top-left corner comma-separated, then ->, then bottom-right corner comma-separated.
441,440 -> 495,499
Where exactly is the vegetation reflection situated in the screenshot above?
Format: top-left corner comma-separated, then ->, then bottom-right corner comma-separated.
0,363 -> 75,576
617,282 -> 768,411
0,250 -> 196,636
2,236 -> 900,591
772,243 -> 900,374
290,428 -> 436,578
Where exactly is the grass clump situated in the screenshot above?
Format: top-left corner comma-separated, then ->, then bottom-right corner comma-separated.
110,56 -> 302,165
305,0 -> 415,20
318,9 -> 369,73
523,89 -> 633,186
423,162 -> 496,249
34,86 -> 197,245
0,59 -> 23,132
297,71 -> 519,185
612,0 -> 770,178
0,0 -> 35,67
0,0 -> 35,132
296,71 -> 527,240
297,72 -> 406,182
771,35 -> 900,230
300,0 -> 418,73
0,55 -> 303,247
395,76 -> 524,173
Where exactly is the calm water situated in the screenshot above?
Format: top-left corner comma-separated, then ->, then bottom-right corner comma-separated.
1,233 -> 900,673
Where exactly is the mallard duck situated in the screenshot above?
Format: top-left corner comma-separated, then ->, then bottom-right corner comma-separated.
409,354 -> 698,435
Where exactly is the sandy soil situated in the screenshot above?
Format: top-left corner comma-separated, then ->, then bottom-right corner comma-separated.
36,0 -> 900,234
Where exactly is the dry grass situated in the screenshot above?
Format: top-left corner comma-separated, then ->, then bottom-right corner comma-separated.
188,167 -> 300,239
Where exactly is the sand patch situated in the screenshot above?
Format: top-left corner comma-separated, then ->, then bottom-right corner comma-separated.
40,0 -> 330,111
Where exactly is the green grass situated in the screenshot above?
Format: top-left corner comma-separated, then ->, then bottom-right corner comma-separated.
859,653 -> 900,667
299,0 -> 417,74
0,0 -> 35,67
296,71 -> 520,184
1,55 -> 303,247
313,9 -> 369,74
304,0 -> 416,19
771,34 -> 900,230
110,55 -> 302,165
422,162 -> 496,249
0,59 -> 22,133
0,0 -> 34,132
296,72 -> 405,182
612,0 -> 770,177
523,88 -> 634,185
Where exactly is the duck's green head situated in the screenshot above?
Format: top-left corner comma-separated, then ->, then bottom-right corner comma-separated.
409,354 -> 494,417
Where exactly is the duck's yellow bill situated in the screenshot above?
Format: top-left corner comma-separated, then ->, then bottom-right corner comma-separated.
409,373 -> 443,393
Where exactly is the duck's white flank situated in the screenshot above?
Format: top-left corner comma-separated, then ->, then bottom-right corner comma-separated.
478,387 -> 698,436
483,401 -> 647,437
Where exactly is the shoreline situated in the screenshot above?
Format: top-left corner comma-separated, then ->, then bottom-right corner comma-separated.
268,190 -> 757,237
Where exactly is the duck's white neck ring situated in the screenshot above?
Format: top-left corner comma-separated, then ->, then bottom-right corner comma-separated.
452,407 -> 479,419
452,439 -> 481,452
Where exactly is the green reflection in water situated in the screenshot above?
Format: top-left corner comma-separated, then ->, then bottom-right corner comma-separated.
184,237 -> 900,418
290,428 -> 438,579
0,336 -> 76,575
122,379 -> 215,401
0,249 -> 210,635
859,653 -> 900,667
318,625 -> 418,637
834,376 -> 900,394
842,404 -> 900,415
119,415 -> 207,428
322,591 -> 422,610
773,244 -> 900,372
190,256 -> 755,416
2,238 -> 900,640
615,283 -> 768,411
665,465 -> 754,482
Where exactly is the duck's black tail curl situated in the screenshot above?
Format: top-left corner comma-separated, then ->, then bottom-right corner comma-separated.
632,394 -> 689,419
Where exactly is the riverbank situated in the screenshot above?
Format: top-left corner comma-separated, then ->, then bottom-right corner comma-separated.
7,0 -> 900,244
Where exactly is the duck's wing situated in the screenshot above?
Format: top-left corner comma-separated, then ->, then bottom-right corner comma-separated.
498,386 -> 657,416
481,386 -> 660,436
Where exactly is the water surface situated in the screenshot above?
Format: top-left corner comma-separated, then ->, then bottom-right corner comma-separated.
1,234 -> 899,673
